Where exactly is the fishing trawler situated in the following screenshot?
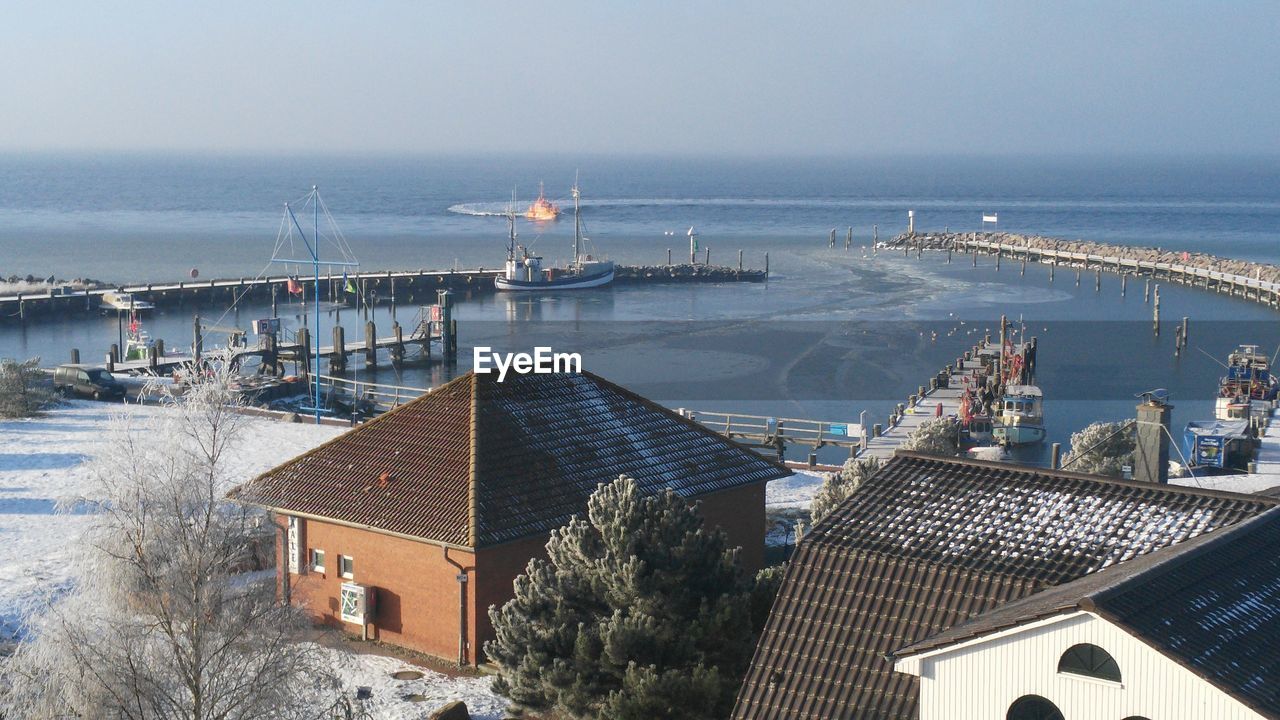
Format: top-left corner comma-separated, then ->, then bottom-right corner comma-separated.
992,385 -> 1047,446
496,180 -> 614,291
524,181 -> 560,221
1215,344 -> 1278,420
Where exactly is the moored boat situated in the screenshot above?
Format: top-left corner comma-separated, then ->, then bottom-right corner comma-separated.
1215,344 -> 1278,421
992,384 -> 1046,446
496,178 -> 614,292
100,290 -> 155,311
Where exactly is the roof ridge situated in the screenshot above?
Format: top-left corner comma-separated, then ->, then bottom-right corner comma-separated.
467,372 -> 479,548
576,369 -> 792,475
1088,506 -> 1280,611
891,450 -> 1280,504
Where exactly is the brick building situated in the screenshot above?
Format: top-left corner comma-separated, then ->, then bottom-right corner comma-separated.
230,370 -> 788,665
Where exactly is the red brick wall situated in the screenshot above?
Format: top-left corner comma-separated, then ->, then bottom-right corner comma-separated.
273,480 -> 766,665
697,481 -> 767,573
277,517 -> 480,664
473,534 -> 552,661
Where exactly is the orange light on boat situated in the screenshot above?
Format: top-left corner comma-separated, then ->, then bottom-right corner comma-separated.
524,181 -> 559,221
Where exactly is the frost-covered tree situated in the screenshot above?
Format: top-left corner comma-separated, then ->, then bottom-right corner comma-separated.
1,356 -> 340,719
810,455 -> 881,525
902,417 -> 960,456
487,476 -> 776,720
1063,420 -> 1136,477
0,356 -> 53,418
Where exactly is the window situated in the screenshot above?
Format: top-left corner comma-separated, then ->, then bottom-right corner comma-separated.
1057,643 -> 1122,682
339,555 -> 354,579
1006,695 -> 1064,720
310,549 -> 325,572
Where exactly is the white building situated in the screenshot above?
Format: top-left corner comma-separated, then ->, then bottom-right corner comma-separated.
894,508 -> 1280,720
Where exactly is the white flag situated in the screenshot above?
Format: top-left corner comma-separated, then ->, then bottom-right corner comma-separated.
982,214 -> 998,223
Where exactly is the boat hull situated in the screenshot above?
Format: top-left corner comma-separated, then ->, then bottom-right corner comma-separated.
993,423 -> 1046,446
495,268 -> 614,291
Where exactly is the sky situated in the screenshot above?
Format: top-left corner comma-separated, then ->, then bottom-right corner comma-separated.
2,1 -> 1278,157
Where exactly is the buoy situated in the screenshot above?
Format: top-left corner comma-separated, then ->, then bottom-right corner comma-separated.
189,268 -> 199,278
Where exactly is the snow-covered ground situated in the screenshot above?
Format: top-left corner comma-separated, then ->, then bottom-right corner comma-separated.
314,645 -> 505,720
0,401 -> 508,718
764,469 -> 827,548
765,469 -> 826,510
0,401 -> 344,634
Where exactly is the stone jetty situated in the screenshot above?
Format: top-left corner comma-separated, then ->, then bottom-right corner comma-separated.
888,231 -> 1280,285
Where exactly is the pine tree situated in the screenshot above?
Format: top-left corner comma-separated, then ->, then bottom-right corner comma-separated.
810,455 -> 880,525
0,356 -> 53,418
902,417 -> 960,456
1062,420 -> 1135,477
487,476 -> 774,719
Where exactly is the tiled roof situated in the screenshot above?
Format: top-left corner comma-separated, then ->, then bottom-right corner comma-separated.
733,452 -> 1277,720
892,508 -> 1280,718
230,371 -> 789,548
1094,508 -> 1280,717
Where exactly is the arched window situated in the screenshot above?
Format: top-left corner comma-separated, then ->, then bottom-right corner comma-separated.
1007,695 -> 1064,720
1058,643 -> 1122,682
1121,717 -> 1153,720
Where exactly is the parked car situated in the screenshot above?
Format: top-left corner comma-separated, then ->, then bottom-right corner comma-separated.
53,365 -> 127,401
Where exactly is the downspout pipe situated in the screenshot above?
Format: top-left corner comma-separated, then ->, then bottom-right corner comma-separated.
444,547 -> 472,666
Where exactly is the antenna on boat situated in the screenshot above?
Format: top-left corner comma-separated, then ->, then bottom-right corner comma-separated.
507,187 -> 518,261
572,170 -> 582,270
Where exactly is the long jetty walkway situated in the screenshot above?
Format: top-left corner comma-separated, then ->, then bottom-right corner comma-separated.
889,231 -> 1280,309
0,258 -> 770,323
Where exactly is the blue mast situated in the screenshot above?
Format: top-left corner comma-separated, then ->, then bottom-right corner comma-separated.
275,187 -> 357,424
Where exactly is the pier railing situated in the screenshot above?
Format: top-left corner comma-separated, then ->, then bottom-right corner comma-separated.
678,409 -> 865,451
317,374 -> 431,412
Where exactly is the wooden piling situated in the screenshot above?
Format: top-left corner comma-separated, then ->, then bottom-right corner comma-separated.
705,247 -> 710,265
365,321 -> 377,367
392,321 -> 404,368
331,326 -> 347,373
1051,443 -> 1062,469
1075,269 -> 1081,287
1049,262 -> 1055,281
1121,274 -> 1127,297
70,348 -> 80,364
1153,285 -> 1161,335
109,344 -> 119,364
1181,316 -> 1189,346
193,315 -> 203,361
1095,269 -> 1101,292
738,249 -> 744,271
667,248 -> 672,266
105,353 -> 114,373
1020,256 -> 1026,276
297,327 -> 311,380
1144,278 -> 1150,303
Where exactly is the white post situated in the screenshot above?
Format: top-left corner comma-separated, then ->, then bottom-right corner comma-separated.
907,210 -> 915,235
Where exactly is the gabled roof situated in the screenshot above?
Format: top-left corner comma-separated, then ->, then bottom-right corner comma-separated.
733,452 -> 1277,720
891,507 -> 1280,718
230,371 -> 789,548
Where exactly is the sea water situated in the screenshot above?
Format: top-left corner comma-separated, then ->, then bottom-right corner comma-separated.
1,153 -> 1278,464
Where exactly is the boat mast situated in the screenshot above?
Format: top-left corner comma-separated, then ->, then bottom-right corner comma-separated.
572,171 -> 582,269
507,188 -> 517,261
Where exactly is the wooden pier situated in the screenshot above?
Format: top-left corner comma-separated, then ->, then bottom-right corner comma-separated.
860,339 -> 1007,460
0,258 -> 769,323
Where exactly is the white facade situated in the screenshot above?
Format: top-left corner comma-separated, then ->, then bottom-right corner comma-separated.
895,611 -> 1265,720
